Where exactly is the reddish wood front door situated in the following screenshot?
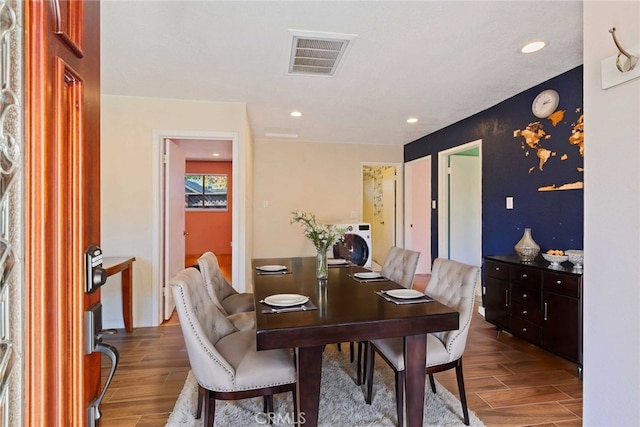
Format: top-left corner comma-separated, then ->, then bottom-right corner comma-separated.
25,0 -> 101,424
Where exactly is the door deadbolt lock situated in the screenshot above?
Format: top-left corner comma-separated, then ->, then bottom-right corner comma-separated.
85,244 -> 107,293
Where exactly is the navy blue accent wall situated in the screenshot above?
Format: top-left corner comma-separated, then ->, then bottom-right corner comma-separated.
404,66 -> 583,261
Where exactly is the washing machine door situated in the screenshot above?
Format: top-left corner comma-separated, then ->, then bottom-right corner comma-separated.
333,233 -> 370,266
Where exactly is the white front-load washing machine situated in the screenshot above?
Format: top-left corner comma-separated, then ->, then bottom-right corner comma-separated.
332,223 -> 372,268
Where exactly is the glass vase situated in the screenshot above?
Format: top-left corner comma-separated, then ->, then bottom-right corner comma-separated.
316,248 -> 328,279
514,228 -> 540,262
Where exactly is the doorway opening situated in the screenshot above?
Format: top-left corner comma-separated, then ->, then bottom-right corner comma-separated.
362,163 -> 403,268
152,130 -> 239,324
437,139 -> 482,268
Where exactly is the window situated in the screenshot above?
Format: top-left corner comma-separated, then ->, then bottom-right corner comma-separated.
185,174 -> 228,210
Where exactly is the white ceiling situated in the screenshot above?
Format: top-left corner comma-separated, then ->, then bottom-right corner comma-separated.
101,1 -> 583,159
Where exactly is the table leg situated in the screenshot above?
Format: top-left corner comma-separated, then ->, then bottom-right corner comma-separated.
121,264 -> 133,332
295,346 -> 323,426
404,334 -> 427,427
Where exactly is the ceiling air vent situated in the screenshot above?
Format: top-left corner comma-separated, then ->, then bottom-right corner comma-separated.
288,31 -> 356,76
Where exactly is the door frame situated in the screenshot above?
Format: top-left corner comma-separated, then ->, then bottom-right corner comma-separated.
152,130 -> 240,325
437,139 -> 482,261
361,162 -> 404,262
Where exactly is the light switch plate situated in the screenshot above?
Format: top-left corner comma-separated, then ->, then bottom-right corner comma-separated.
506,197 -> 514,209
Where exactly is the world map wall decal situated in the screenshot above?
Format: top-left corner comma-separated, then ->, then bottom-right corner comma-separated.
513,107 -> 584,192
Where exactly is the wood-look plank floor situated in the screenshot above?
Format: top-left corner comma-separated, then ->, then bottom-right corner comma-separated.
100,259 -> 582,427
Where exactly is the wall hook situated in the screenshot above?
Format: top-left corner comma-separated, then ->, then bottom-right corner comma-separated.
609,27 -> 638,72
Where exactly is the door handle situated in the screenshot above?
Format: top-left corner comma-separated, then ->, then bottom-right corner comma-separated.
544,302 -> 548,321
85,303 -> 120,426
88,342 -> 119,426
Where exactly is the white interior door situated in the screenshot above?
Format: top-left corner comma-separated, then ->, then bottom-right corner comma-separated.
449,154 -> 481,267
164,139 -> 186,320
405,157 -> 432,273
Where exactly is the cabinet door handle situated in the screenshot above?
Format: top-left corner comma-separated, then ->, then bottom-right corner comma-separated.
522,273 -> 528,278
522,310 -> 528,314
522,327 -> 527,332
505,290 -> 509,307
495,267 -> 500,271
544,302 -> 548,320
556,280 -> 562,284
523,293 -> 527,298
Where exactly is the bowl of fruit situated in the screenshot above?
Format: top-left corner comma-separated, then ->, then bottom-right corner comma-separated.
542,249 -> 568,266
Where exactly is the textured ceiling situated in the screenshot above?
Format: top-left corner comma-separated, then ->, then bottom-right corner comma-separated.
101,1 -> 583,153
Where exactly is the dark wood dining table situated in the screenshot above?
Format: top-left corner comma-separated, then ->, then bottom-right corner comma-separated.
253,256 -> 459,427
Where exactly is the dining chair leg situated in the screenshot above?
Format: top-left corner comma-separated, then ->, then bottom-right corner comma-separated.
429,373 -> 437,393
350,341 -> 355,363
455,359 -> 470,425
263,395 -> 274,424
204,390 -> 215,427
362,341 -> 368,385
356,341 -> 364,385
395,370 -> 404,427
365,344 -> 375,404
291,389 -> 298,424
196,385 -> 204,419
263,395 -> 274,413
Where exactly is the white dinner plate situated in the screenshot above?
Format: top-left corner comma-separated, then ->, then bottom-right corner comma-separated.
328,259 -> 349,265
354,272 -> 382,279
256,265 -> 287,272
263,294 -> 309,307
386,289 -> 424,299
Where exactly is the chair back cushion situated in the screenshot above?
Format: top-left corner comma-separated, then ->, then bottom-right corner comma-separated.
170,267 -> 238,388
380,246 -> 421,288
426,258 -> 480,361
198,251 -> 237,315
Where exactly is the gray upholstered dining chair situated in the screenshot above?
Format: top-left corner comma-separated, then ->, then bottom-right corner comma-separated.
364,257 -> 480,426
354,246 -> 421,385
198,251 -> 255,315
170,267 -> 296,426
379,246 -> 421,288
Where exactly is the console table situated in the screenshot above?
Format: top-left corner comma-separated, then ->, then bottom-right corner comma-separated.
103,256 -> 136,332
484,255 -> 583,376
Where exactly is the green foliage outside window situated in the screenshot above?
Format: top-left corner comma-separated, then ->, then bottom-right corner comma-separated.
185,174 -> 228,209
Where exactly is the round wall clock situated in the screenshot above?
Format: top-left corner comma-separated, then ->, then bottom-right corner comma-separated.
532,89 -> 560,118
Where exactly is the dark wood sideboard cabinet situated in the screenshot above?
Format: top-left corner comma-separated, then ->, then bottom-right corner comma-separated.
484,255 -> 583,375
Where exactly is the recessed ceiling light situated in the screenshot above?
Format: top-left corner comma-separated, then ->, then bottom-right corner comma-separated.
212,153 -> 220,157
521,41 -> 546,54
406,118 -> 419,124
290,111 -> 302,117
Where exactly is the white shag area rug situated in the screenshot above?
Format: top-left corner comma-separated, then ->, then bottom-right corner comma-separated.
166,347 -> 484,426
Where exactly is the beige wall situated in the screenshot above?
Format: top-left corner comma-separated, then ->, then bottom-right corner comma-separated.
252,139 -> 402,259
100,95 -> 252,327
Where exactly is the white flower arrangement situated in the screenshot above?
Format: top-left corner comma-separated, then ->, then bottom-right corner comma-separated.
290,211 -> 346,252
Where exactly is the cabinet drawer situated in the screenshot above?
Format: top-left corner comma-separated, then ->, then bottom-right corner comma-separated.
511,317 -> 541,344
511,266 -> 541,286
511,285 -> 540,306
511,301 -> 542,324
485,261 -> 509,280
543,272 -> 580,298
